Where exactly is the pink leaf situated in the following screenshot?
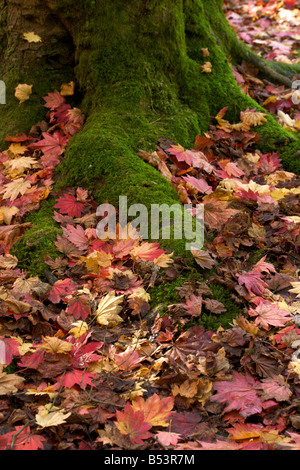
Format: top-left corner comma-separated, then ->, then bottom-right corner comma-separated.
43,90 -> 66,110
210,372 -> 263,418
62,224 -> 89,250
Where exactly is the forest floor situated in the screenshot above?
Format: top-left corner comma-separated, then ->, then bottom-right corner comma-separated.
0,0 -> 300,451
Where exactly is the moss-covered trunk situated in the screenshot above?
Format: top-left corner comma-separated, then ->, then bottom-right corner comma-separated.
2,0 -> 300,313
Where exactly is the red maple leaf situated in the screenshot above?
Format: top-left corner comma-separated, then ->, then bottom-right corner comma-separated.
115,402 -> 152,445
0,426 -> 46,450
114,346 -> 142,371
47,278 -> 77,304
0,336 -> 20,365
66,295 -> 91,320
57,369 -> 96,389
54,194 -> 84,218
237,271 -> 269,296
29,131 -> 69,157
68,335 -> 104,368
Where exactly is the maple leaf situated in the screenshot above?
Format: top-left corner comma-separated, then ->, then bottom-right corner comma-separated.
114,346 -> 142,371
227,423 -> 263,441
58,369 -> 96,389
54,194 -> 84,218
115,402 -> 152,445
36,405 -> 71,428
237,271 -> 269,296
1,178 -> 31,202
240,109 -> 267,130
66,295 -> 91,320
191,249 -> 216,270
203,194 -> 239,229
62,224 -> 89,250
29,131 -> 68,157
0,205 -> 19,225
130,242 -> 165,263
60,81 -> 75,96
253,256 -> 276,275
47,278 -> 77,304
69,335 -> 103,369
43,90 -> 66,110
260,375 -> 292,402
276,432 -> 300,451
0,426 -> 46,450
182,175 -> 213,195
210,371 -> 263,418
68,321 -> 89,338
248,301 -> 292,330
183,294 -> 203,317
132,394 -> 174,427
0,365 -> 24,395
201,61 -> 212,73
289,282 -> 300,298
37,336 -> 73,355
167,144 -> 194,166
15,84 -> 32,104
80,250 -> 114,273
5,156 -> 36,174
156,431 -> 181,447
95,292 -> 124,327
0,336 -> 21,365
23,31 -> 42,43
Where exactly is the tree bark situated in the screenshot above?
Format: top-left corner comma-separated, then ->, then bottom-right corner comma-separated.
1,0 -> 300,281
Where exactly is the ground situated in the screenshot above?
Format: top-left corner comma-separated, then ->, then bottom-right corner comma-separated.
0,0 -> 300,452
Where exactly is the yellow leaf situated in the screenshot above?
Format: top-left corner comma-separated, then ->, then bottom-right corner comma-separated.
80,250 -> 113,273
270,188 -> 291,201
37,336 -> 73,355
23,32 -> 42,43
36,405 -> 71,428
0,206 -> 19,225
5,156 -> 36,175
0,365 -> 24,395
0,254 -> 18,269
95,292 -> 124,327
201,48 -> 210,57
60,81 -> 75,96
153,252 -> 174,268
8,143 -> 27,155
289,282 -> 300,298
201,61 -> 212,73
68,321 -> 89,338
1,178 -> 31,202
240,110 -> 267,129
15,84 -> 32,104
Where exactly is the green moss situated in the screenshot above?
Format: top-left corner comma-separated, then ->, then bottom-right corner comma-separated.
11,198 -> 62,279
149,271 -> 242,331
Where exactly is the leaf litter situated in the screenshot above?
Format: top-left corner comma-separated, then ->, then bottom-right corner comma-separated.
0,5 -> 300,449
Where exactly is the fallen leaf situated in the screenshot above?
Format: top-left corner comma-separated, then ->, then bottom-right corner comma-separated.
15,84 -> 32,104
95,292 -> 124,327
132,394 -> 174,427
115,402 -> 152,445
23,32 -> 42,43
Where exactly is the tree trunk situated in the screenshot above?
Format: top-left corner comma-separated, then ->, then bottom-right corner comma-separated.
1,0 -> 300,313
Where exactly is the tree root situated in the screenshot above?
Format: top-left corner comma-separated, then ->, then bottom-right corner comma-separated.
237,41 -> 294,88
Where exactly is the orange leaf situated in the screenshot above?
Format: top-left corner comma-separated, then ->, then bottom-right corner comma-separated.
132,393 -> 174,427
